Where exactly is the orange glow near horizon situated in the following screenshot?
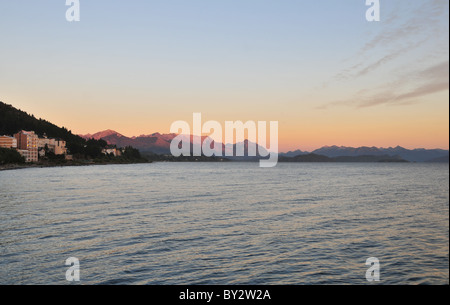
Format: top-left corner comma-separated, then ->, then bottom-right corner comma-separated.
5,92 -> 448,153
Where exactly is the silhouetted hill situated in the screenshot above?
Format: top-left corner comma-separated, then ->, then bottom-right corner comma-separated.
311,145 -> 448,162
279,149 -> 309,158
279,153 -> 332,162
0,101 -> 110,158
279,153 -> 408,163
0,101 -> 85,149
426,155 -> 449,163
332,155 -> 408,162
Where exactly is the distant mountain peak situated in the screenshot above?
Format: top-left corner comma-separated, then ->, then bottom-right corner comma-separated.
80,129 -> 123,140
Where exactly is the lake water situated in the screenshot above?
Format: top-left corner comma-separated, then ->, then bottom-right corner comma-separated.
0,162 -> 448,285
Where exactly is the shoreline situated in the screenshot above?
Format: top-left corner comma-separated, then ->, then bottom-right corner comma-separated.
0,160 -> 150,172
2,160 -> 447,172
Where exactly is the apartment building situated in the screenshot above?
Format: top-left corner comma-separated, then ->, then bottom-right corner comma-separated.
14,130 -> 38,162
0,136 -> 17,149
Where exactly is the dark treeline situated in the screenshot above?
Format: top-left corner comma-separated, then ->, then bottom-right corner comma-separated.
142,152 -> 230,162
0,148 -> 25,165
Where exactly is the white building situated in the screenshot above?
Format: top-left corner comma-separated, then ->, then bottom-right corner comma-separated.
102,147 -> 122,157
38,136 -> 67,155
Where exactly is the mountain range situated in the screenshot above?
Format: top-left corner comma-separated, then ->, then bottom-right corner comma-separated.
80,130 -> 270,157
295,145 -> 449,163
81,130 -> 177,154
81,130 -> 449,162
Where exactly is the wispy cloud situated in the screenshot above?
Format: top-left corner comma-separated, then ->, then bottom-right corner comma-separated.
362,61 -> 449,107
321,0 -> 449,109
321,61 -> 449,109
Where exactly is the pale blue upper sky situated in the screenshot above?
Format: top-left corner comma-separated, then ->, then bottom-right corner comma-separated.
0,1 -> 448,150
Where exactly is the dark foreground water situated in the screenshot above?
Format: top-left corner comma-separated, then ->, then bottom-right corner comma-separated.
0,162 -> 448,285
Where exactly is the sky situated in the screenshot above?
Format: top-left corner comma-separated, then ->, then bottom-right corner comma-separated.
0,0 -> 448,152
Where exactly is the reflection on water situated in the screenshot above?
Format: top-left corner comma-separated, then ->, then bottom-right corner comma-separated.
0,162 -> 448,284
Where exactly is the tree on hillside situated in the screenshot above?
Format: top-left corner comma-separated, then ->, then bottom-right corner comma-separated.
0,148 -> 25,165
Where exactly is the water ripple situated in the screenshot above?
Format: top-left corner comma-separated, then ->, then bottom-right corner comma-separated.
0,163 -> 448,285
